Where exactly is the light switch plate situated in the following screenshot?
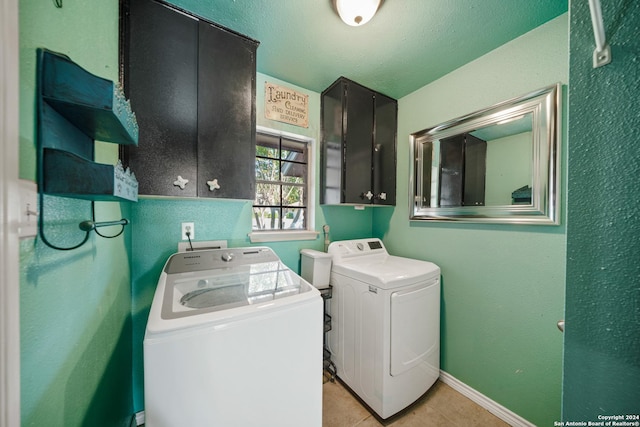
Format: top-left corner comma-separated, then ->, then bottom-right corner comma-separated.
18,179 -> 38,239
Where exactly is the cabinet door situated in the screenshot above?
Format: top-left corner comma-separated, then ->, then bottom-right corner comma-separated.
439,135 -> 464,206
123,0 -> 199,197
438,134 -> 487,206
343,82 -> 373,204
463,134 -> 487,206
373,93 -> 397,205
197,22 -> 257,199
320,82 -> 344,205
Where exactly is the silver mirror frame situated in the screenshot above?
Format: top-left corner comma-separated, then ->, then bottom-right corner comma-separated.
409,83 -> 561,225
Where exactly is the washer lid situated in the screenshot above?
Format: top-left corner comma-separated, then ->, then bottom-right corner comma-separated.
162,258 -> 313,320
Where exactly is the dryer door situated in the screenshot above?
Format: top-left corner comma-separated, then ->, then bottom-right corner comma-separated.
390,277 -> 440,376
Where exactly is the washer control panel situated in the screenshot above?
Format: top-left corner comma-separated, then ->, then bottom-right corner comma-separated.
164,247 -> 279,274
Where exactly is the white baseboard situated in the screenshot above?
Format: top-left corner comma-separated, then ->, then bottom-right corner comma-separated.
135,411 -> 145,426
134,375 -> 531,427
439,371 -> 535,427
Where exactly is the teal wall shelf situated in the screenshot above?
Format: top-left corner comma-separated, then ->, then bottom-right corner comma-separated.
41,48 -> 139,145
43,149 -> 138,201
37,48 -> 139,202
37,48 -> 139,250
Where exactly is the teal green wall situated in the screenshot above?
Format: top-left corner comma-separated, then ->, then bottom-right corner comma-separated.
563,0 -> 640,420
375,15 -> 568,426
19,1 -> 133,426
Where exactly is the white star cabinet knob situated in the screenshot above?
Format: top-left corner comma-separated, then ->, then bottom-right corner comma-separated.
173,175 -> 189,189
207,179 -> 220,191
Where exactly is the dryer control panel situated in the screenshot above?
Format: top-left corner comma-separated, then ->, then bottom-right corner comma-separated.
327,238 -> 387,261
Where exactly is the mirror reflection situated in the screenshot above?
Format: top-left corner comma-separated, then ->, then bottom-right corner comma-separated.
421,113 -> 533,208
410,84 -> 561,224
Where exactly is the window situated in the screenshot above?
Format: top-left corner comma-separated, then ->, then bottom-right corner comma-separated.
251,129 -> 317,241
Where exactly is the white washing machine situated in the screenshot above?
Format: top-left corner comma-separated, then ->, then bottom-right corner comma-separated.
327,238 -> 441,419
144,247 -> 323,427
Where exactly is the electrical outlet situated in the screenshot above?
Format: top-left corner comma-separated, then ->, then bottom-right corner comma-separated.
181,222 -> 195,240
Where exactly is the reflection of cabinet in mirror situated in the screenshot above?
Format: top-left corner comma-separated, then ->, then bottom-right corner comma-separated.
321,77 -> 397,205
438,134 -> 486,207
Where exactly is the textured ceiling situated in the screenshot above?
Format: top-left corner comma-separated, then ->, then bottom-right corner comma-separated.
169,0 -> 567,99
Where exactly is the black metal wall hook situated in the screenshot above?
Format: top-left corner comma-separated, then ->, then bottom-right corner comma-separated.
82,217 -> 129,239
79,218 -> 129,232
53,0 -> 62,8
38,195 -> 130,251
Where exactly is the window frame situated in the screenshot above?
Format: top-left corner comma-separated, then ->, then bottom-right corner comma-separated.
248,126 -> 319,243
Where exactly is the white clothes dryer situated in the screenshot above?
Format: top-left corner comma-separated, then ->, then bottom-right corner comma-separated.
144,247 -> 323,427
327,238 -> 441,419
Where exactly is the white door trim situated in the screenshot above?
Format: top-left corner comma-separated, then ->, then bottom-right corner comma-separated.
1,0 -> 22,425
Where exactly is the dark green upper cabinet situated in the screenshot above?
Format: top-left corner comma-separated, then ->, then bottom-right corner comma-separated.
196,21 -> 257,200
321,77 -> 397,206
121,0 -> 258,199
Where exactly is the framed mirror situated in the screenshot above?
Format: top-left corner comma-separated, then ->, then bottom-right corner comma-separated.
410,83 -> 561,224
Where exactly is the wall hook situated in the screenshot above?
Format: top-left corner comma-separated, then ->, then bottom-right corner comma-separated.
79,218 -> 129,231
38,196 -> 130,250
588,0 -> 612,68
53,0 -> 62,8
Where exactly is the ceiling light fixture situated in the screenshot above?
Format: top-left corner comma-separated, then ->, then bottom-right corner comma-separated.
334,0 -> 381,27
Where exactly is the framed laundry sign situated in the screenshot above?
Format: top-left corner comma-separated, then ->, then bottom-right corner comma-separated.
264,82 -> 309,128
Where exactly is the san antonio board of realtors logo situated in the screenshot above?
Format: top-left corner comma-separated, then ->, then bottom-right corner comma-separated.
264,82 -> 309,128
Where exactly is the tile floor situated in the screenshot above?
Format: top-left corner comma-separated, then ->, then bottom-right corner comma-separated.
322,379 -> 510,427
139,378 -> 509,426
